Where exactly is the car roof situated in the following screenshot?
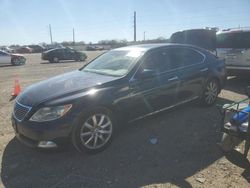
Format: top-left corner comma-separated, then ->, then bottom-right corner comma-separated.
113,43 -> 204,52
217,28 -> 250,34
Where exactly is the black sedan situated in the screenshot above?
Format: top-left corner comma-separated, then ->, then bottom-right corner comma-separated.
12,44 -> 226,153
42,47 -> 87,63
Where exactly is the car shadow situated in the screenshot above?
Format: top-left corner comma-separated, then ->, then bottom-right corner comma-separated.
225,150 -> 250,182
0,64 -> 13,68
1,97 -> 238,188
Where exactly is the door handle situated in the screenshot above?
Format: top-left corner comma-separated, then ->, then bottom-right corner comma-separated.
200,68 -> 208,72
168,76 -> 179,81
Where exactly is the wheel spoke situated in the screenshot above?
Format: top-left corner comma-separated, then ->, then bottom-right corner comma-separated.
85,135 -> 94,145
99,130 -> 111,134
93,135 -> 98,148
100,122 -> 110,129
98,115 -> 105,126
92,115 -> 97,126
98,134 -> 105,142
81,131 -> 92,137
84,122 -> 93,130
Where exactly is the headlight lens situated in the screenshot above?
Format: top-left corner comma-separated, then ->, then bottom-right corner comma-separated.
30,104 -> 72,122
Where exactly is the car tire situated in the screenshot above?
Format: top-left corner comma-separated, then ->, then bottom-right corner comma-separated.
11,58 -> 21,66
200,79 -> 219,106
79,56 -> 86,61
71,108 -> 115,154
53,57 -> 59,63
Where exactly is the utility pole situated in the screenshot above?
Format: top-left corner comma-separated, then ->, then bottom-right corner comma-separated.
73,28 -> 75,45
49,24 -> 53,44
143,31 -> 146,41
133,11 -> 136,42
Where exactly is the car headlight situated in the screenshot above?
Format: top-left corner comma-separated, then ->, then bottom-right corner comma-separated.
30,104 -> 72,122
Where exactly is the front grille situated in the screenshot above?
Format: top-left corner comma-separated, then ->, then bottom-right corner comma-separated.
13,101 -> 32,121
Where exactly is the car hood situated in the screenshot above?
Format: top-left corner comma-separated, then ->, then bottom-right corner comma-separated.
17,70 -> 119,106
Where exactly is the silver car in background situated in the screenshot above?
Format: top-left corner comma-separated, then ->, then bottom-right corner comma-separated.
0,50 -> 26,66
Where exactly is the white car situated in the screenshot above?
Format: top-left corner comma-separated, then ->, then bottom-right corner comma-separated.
216,28 -> 250,76
0,50 -> 26,66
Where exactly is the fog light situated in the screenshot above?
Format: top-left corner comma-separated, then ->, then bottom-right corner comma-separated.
38,141 -> 57,148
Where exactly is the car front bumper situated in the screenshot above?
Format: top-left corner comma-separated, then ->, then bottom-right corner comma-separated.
11,114 -> 74,148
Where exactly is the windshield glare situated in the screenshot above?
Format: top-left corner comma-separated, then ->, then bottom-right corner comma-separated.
82,50 -> 144,76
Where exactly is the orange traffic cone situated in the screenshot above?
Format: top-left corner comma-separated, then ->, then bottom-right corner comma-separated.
12,79 -> 21,97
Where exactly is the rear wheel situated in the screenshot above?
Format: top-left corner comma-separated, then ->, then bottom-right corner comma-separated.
200,79 -> 219,106
72,108 -> 114,153
53,57 -> 59,63
79,55 -> 86,61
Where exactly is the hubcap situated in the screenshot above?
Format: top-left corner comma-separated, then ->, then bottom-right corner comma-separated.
54,57 -> 58,62
204,82 -> 218,104
80,114 -> 112,149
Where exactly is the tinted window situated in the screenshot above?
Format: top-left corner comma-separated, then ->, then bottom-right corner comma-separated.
140,49 -> 172,73
0,51 -> 8,56
169,48 -> 204,68
216,31 -> 250,48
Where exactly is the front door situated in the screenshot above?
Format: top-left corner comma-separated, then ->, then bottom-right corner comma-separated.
127,48 -> 180,120
0,51 -> 11,64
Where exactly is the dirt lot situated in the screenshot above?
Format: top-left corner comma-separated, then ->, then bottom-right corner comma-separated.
0,52 -> 250,188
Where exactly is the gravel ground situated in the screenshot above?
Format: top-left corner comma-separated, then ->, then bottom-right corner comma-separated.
0,52 -> 250,188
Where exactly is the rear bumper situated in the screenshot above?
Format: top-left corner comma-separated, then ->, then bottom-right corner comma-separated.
226,66 -> 250,75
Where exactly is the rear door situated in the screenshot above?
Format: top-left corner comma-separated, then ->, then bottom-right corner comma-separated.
0,51 -> 11,64
169,47 -> 207,102
63,49 -> 75,60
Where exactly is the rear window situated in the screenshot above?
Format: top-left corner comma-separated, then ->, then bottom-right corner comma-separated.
216,31 -> 250,48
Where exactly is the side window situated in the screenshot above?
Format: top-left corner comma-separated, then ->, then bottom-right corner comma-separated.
139,49 -> 171,73
169,48 -> 204,68
0,51 -> 7,56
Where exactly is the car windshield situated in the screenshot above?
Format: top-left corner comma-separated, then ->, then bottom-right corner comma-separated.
81,49 -> 144,76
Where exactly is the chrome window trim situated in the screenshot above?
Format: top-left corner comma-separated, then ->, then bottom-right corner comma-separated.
13,100 -> 32,122
129,46 -> 206,82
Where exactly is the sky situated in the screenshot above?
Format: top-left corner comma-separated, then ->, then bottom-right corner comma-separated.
0,0 -> 250,45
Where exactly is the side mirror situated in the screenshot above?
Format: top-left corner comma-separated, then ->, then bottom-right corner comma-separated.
139,69 -> 156,80
246,86 -> 250,97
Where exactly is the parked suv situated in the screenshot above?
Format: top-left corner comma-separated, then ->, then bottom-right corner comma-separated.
216,28 -> 250,76
12,44 -> 226,153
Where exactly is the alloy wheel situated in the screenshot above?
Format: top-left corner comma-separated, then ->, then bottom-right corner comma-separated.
53,57 -> 59,63
80,114 -> 113,149
204,81 -> 218,105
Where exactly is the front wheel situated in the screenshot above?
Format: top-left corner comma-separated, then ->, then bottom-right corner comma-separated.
200,79 -> 219,106
11,58 -> 21,66
71,109 -> 114,153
